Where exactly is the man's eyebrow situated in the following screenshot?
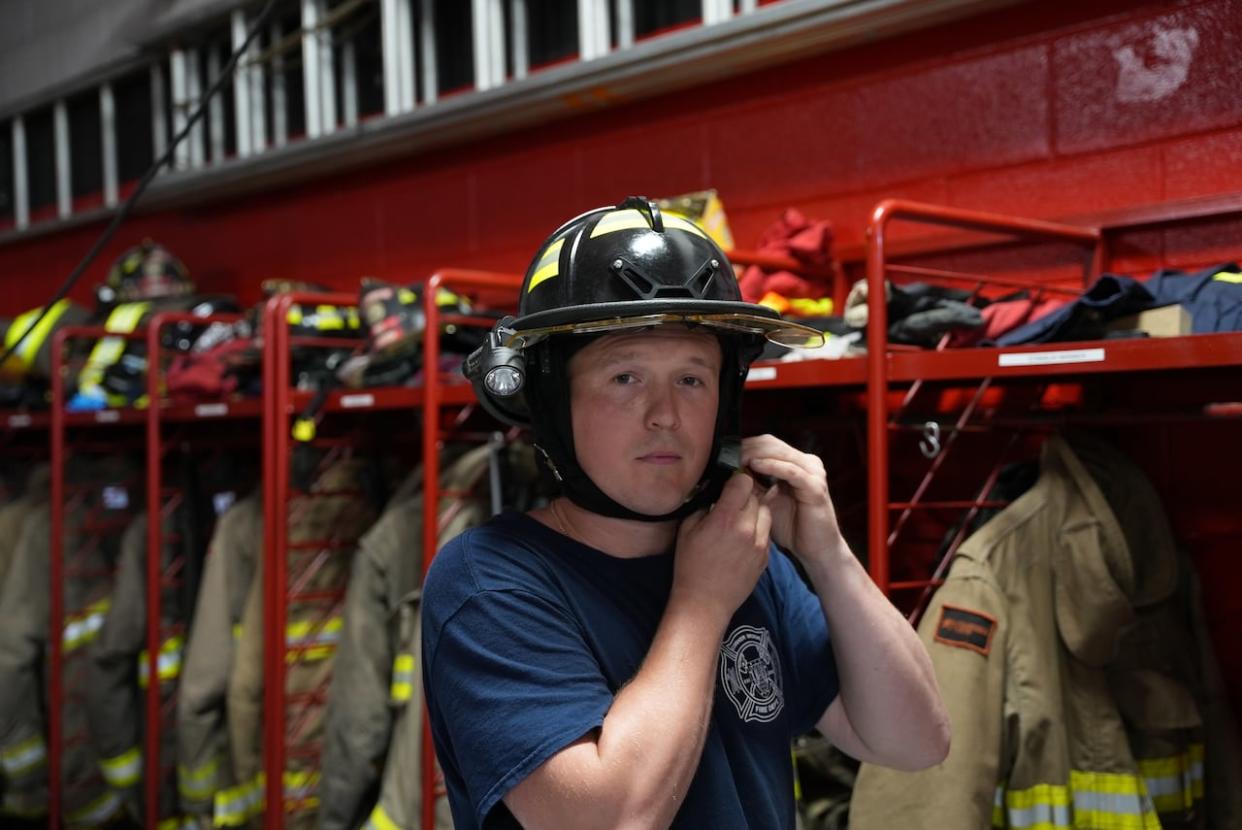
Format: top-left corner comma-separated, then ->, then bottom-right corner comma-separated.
596,351 -> 718,369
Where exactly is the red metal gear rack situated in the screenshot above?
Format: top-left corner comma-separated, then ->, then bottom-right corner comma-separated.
262,275 -> 519,830
49,325 -> 147,829
143,311 -> 261,827
860,198 -> 1242,608
49,315 -> 262,829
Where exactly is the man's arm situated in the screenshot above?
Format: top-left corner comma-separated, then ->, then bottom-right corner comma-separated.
806,539 -> 951,771
743,435 -> 950,772
504,474 -> 770,830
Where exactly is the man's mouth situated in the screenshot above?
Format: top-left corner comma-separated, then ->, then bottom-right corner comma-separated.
638,452 -> 682,464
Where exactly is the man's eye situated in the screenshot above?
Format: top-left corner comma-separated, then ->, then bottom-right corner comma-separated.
613,373 -> 635,385
680,376 -> 704,387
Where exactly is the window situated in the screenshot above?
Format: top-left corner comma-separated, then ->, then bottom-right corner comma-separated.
332,0 -> 385,122
114,70 -> 155,183
68,91 -> 103,200
0,121 -> 13,225
435,0 -> 474,95
527,0 -> 578,68
267,4 -> 306,141
633,0 -> 699,39
24,108 -> 56,217
202,29 -> 239,162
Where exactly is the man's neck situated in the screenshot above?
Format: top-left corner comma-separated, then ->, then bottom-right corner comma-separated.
534,497 -> 677,558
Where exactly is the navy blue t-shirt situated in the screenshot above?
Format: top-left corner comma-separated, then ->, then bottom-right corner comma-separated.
422,511 -> 839,829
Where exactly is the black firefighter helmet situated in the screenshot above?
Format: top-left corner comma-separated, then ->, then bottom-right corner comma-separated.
464,196 -> 823,522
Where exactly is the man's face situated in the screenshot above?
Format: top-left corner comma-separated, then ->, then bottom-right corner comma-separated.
568,327 -> 722,516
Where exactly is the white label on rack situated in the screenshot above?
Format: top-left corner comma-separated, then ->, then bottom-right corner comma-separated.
7,414 -> 32,428
998,348 -> 1105,368
341,393 -> 375,409
746,366 -> 778,382
195,403 -> 229,418
95,410 -> 120,423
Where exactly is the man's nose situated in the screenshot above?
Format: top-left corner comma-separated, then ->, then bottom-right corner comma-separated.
645,382 -> 681,430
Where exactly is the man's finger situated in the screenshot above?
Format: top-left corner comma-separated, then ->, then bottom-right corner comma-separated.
755,503 -> 772,548
715,471 -> 755,515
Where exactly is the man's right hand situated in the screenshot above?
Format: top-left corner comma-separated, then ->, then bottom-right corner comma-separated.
672,472 -> 772,623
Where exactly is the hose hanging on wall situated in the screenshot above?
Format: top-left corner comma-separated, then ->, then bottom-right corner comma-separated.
0,0 -> 280,374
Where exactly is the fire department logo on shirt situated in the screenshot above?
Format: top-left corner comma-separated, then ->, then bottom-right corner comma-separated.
720,625 -> 784,723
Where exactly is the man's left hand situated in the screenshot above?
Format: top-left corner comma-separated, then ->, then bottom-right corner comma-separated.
740,434 -> 845,566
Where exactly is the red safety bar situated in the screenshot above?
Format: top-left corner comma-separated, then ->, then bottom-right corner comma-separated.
864,200 -> 1103,596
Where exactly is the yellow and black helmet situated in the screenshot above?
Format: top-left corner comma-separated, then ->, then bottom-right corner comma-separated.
508,196 -> 822,350
101,241 -> 194,305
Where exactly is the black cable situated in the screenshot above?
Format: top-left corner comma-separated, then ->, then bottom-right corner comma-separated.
0,0 -> 279,374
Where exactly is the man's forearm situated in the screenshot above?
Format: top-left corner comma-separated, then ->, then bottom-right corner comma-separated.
589,598 -> 727,828
805,542 -> 949,769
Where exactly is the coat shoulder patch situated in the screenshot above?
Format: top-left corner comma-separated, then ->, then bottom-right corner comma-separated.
933,604 -> 997,656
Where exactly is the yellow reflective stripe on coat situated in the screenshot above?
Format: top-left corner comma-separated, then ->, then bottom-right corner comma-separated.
213,769 -> 320,825
77,302 -> 151,394
99,746 -> 142,788
0,734 -> 47,776
364,802 -> 403,830
1138,744 -> 1205,814
138,634 -> 185,687
178,757 -> 220,801
4,300 -> 72,372
63,598 -> 111,652
285,617 -> 342,662
390,653 -> 415,702
65,788 -> 125,826
286,304 -> 360,331
992,786 -> 1005,828
214,774 -> 265,826
1001,770 -> 1161,830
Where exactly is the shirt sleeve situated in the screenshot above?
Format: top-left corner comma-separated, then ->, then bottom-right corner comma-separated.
425,587 -> 615,827
770,548 -> 839,736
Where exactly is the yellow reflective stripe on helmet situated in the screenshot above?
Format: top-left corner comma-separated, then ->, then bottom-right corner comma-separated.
589,210 -> 709,240
214,773 -> 265,826
364,802 -> 403,830
78,302 -> 151,393
390,653 -> 415,702
138,634 -> 185,687
178,757 -> 220,801
527,238 -> 564,292
63,598 -> 111,652
285,616 -> 342,662
0,734 -> 47,777
65,788 -> 125,826
286,304 -> 360,331
1213,270 -> 1242,283
4,300 -> 72,372
1139,744 -> 1205,814
99,746 -> 142,788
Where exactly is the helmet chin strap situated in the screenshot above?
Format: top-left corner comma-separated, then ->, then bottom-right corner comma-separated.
533,440 -> 728,523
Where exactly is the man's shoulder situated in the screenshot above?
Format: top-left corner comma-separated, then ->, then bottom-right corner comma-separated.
424,512 -> 562,617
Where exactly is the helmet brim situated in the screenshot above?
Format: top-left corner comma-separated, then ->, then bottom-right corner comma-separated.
507,301 -> 826,349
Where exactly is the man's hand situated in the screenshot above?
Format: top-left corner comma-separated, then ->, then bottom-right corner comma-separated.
673,472 -> 771,622
740,434 -> 845,565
